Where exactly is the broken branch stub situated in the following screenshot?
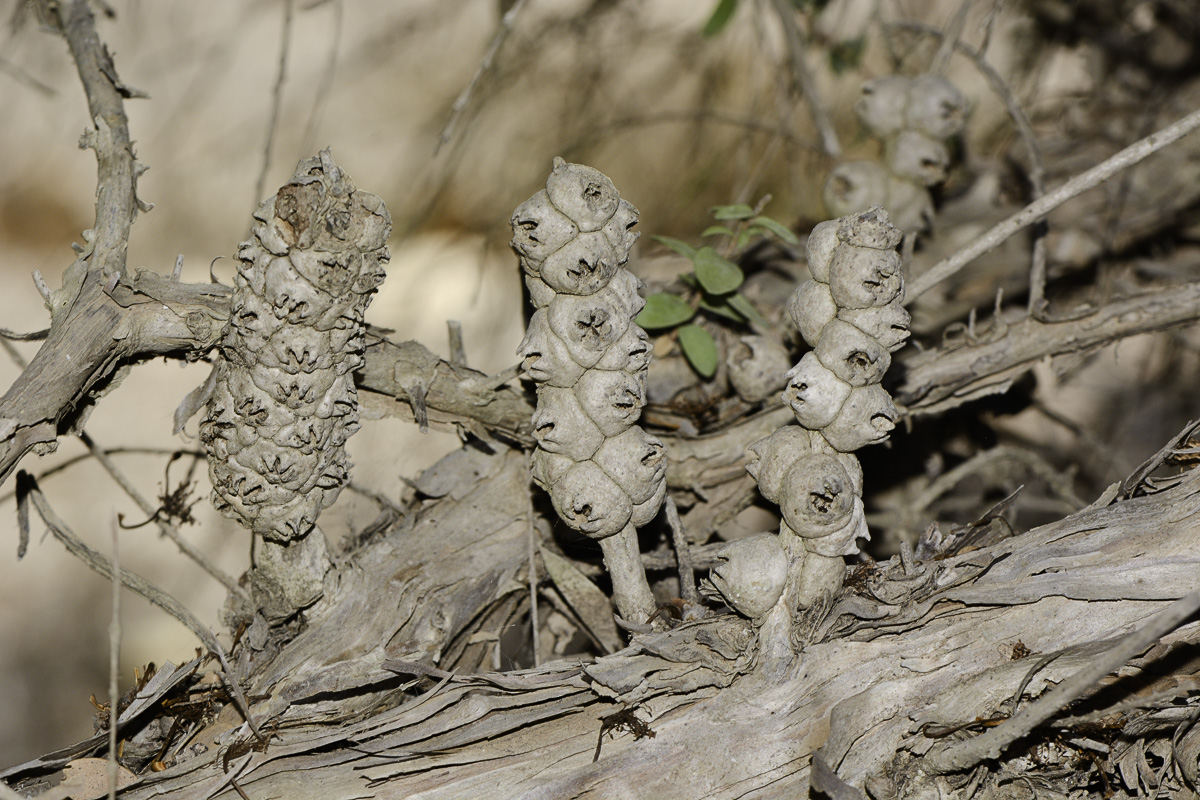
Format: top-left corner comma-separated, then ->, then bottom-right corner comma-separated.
200,150 -> 390,615
513,158 -> 661,626
717,207 -> 903,668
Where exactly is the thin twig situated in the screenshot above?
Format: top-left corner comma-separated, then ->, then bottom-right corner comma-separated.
906,106 -> 1200,300
888,20 -> 1048,317
447,320 -> 467,368
437,0 -> 527,154
301,0 -> 342,155
664,497 -> 698,604
768,0 -> 841,158
23,475 -> 261,738
927,583 -> 1200,774
253,0 -> 295,212
107,514 -> 120,800
930,0 -> 976,76
0,326 -> 49,341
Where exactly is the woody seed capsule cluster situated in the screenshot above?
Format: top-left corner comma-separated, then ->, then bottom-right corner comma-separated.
513,158 -> 662,625
711,207 -> 905,662
201,151 -> 390,544
824,74 -> 968,232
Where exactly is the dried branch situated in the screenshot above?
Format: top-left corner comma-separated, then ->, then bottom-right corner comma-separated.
906,106 -> 1200,299
769,0 -> 841,158
253,0 -> 294,212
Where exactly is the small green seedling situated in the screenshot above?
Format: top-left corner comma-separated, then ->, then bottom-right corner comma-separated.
636,200 -> 797,378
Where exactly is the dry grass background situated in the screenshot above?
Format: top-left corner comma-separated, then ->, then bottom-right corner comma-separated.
0,0 -> 1193,765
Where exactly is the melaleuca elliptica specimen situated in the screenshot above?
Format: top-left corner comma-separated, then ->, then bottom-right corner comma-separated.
824,75 -> 968,232
711,207 -> 905,667
513,158 -> 663,626
201,150 -> 390,547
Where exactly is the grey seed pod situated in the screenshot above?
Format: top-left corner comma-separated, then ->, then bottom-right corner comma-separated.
745,425 -> 820,504
202,150 -> 388,543
782,352 -> 852,430
595,324 -> 651,374
806,220 -> 841,284
827,246 -> 903,309
813,318 -> 891,387
600,268 -> 647,318
546,289 -> 631,368
602,198 -> 641,255
517,309 -> 586,387
795,497 -> 868,558
510,189 -> 579,264
573,369 -> 647,437
788,280 -> 838,348
531,386 -> 606,461
540,231 -> 620,295
728,335 -> 792,403
530,448 -> 574,492
854,76 -> 912,139
709,533 -> 788,621
823,161 -> 889,221
545,157 -> 620,232
838,302 -> 911,352
905,75 -> 968,140
836,206 -> 903,251
820,383 -> 898,453
550,460 -> 633,539
630,477 -> 667,527
884,176 -> 934,234
525,275 -> 558,309
885,130 -> 950,187
777,453 -> 856,537
592,426 -> 667,505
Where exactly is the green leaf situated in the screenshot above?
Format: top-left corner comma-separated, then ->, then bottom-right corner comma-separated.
650,235 -> 696,259
678,324 -> 719,378
829,35 -> 866,74
750,215 -> 800,245
699,295 -> 747,323
693,246 -> 744,294
702,0 -> 739,37
637,292 -> 695,329
710,203 -> 756,221
701,225 -> 736,239
726,292 -> 770,328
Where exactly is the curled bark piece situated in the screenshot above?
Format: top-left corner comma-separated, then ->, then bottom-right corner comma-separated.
201,150 -> 389,545
783,352 -> 853,430
820,383 -> 898,453
788,280 -> 838,348
814,319 -> 891,387
827,247 -> 903,310
728,336 -> 791,403
550,460 -> 633,538
854,75 -> 912,138
905,74 -> 968,140
709,533 -> 789,621
545,156 -> 620,232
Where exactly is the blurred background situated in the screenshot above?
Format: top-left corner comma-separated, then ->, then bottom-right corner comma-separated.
2,0 -> 1199,763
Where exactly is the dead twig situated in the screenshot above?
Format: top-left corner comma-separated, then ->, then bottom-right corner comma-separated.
768,0 -> 841,158
253,0 -> 294,211
107,514 -> 120,800
437,0 -> 527,154
907,106 -> 1200,299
